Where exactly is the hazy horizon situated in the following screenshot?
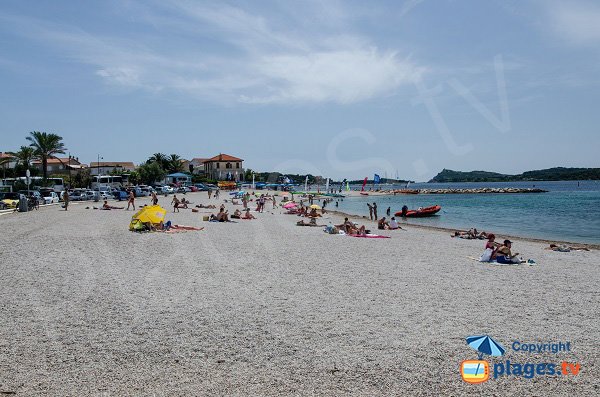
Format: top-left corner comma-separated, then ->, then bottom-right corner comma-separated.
1,0 -> 599,180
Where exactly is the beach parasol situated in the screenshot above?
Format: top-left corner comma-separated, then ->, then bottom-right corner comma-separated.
129,205 -> 167,230
283,202 -> 297,209
310,204 -> 321,210
466,335 -> 505,380
466,335 -> 505,359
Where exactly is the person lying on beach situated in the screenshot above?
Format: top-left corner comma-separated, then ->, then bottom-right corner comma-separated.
231,209 -> 242,219
545,244 -> 589,252
495,240 -> 526,264
242,208 -> 256,219
297,218 -> 319,226
195,204 -> 216,209
101,200 -> 124,210
378,217 -> 390,230
178,198 -> 190,209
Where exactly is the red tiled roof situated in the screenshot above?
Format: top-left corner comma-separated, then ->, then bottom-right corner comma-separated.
204,154 -> 243,162
32,157 -> 80,165
0,152 -> 13,158
191,157 -> 209,163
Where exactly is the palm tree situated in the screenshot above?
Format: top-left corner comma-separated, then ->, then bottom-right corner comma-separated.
167,154 -> 183,173
26,131 -> 67,180
8,146 -> 36,170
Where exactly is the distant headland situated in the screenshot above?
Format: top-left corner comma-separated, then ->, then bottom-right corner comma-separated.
429,167 -> 600,183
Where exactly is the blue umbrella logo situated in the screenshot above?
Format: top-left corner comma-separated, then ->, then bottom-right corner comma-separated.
466,335 -> 505,359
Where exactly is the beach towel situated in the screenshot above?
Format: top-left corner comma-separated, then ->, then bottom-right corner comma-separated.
479,248 -> 493,262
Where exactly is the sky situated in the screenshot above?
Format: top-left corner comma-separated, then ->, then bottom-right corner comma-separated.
0,0 -> 599,181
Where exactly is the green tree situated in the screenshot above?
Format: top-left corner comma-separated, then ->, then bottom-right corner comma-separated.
148,153 -> 169,169
26,131 -> 67,180
138,161 -> 166,185
167,154 -> 183,173
7,146 -> 36,173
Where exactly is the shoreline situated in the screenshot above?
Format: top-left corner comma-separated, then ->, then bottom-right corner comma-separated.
325,208 -> 600,249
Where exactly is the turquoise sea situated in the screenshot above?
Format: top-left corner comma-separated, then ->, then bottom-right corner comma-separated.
331,181 -> 600,244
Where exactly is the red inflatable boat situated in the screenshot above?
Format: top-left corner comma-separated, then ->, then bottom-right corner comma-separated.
394,205 -> 441,217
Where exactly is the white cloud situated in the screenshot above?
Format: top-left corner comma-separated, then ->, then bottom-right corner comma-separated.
0,1 -> 424,105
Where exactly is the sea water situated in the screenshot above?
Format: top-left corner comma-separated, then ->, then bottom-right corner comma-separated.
330,180 -> 600,244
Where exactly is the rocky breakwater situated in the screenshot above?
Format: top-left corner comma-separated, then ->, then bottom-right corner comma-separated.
418,188 -> 548,194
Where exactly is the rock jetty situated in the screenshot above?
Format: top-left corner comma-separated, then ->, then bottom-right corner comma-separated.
416,188 -> 547,194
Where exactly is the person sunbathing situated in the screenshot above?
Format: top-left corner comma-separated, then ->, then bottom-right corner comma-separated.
231,209 -> 242,219
101,200 -> 124,210
297,218 -> 318,226
546,244 -> 589,252
242,209 -> 256,219
195,204 -> 216,209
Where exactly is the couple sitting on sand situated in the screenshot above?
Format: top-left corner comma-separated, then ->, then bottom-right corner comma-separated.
481,234 -> 534,264
329,217 -> 367,235
231,208 -> 256,220
378,217 -> 401,230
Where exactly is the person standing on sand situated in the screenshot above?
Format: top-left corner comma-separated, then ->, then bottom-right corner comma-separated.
126,191 -> 135,210
373,202 -> 378,220
208,189 -> 212,199
171,195 -> 180,213
386,207 -> 391,216
272,195 -> 277,209
367,203 -> 373,220
63,190 -> 69,211
151,191 -> 158,206
215,189 -> 220,199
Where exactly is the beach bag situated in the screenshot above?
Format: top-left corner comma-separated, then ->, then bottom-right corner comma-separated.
203,215 -> 209,221
479,248 -> 493,262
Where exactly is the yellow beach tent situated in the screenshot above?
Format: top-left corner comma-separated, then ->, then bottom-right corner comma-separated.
129,205 -> 167,231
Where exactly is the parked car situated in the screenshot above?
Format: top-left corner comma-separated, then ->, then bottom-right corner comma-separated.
39,189 -> 60,204
69,190 -> 86,201
176,186 -> 191,193
137,185 -> 151,196
157,186 -> 174,194
0,192 -> 23,208
188,186 -> 198,192
86,190 -> 100,201
193,183 -> 208,191
112,190 -> 128,201
99,191 -> 112,200
127,186 -> 143,197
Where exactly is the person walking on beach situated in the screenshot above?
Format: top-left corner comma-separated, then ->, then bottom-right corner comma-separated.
127,190 -> 135,210
151,191 -> 158,206
208,189 -> 212,199
171,195 -> 180,212
63,190 -> 69,211
373,202 -> 378,220
272,195 -> 277,209
215,189 -> 220,199
367,203 -> 373,220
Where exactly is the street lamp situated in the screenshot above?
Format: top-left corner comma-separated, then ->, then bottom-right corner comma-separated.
97,154 -> 103,189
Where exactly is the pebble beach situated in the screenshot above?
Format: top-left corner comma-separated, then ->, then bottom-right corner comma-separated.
0,192 -> 598,396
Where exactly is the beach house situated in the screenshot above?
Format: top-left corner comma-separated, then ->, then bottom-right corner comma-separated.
189,158 -> 209,175
89,161 -> 136,175
203,154 -> 244,181
31,156 -> 88,175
